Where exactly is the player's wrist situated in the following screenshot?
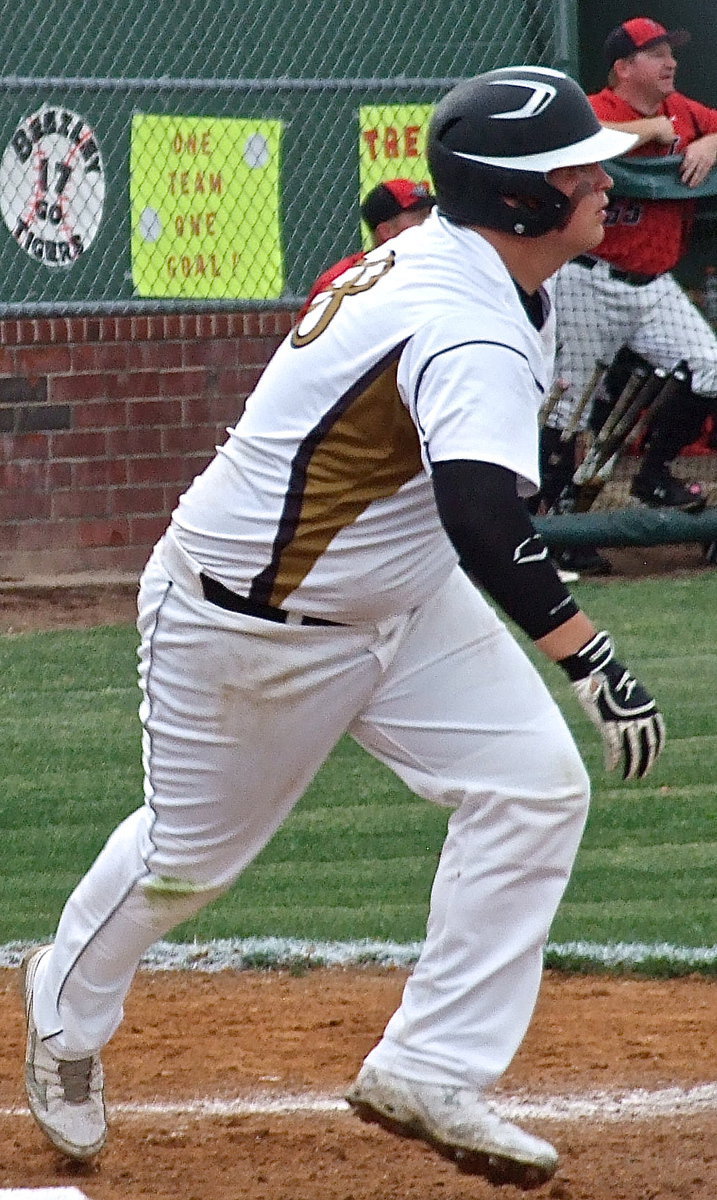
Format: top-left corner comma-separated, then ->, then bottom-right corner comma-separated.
557,630 -> 614,682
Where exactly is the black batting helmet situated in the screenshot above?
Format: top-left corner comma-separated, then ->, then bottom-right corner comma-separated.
427,66 -> 635,237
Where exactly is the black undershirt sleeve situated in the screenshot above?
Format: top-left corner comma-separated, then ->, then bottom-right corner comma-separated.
432,458 -> 578,641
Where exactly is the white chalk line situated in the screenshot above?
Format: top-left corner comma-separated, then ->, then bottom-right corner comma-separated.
3,1083 -> 717,1125
2,937 -> 717,973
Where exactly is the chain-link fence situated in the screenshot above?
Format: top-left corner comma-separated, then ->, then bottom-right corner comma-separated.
0,0 -> 575,314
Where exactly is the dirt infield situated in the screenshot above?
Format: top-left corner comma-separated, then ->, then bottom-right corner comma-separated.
0,968 -> 715,1199
1,567 -> 715,1198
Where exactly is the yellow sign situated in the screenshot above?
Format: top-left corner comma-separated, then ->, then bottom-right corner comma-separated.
130,115 -> 284,299
358,105 -> 434,247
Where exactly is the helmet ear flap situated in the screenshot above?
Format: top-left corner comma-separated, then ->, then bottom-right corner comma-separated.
502,184 -> 573,237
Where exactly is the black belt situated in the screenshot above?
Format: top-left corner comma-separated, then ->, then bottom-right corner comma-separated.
573,254 -> 660,287
199,572 -> 345,627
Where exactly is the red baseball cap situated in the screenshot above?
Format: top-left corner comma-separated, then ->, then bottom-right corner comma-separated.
604,17 -> 690,69
360,178 -> 435,231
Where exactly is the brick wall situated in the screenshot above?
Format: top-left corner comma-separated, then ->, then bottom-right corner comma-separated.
4,311 -> 716,583
0,310 -> 295,579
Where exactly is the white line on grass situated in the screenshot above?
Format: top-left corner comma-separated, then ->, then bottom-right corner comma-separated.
2,1083 -> 716,1124
1,938 -> 716,972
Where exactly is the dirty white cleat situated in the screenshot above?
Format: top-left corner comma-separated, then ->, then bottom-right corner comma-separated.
345,1065 -> 558,1189
22,945 -> 107,1160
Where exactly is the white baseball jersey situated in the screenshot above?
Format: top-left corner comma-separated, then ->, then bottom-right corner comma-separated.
173,210 -> 552,622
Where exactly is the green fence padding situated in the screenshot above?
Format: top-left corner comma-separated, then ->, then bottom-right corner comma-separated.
535,506 -> 717,548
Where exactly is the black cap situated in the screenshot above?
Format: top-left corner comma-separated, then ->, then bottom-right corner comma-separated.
604,17 -> 690,70
360,178 -> 435,232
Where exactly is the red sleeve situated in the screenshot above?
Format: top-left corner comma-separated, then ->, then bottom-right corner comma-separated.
675,95 -> 717,137
301,252 -> 366,316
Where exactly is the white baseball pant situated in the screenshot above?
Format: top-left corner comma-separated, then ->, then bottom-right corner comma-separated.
549,257 -> 717,430
32,530 -> 589,1092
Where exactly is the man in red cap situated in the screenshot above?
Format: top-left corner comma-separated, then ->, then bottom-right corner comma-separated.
299,178 -> 435,317
541,17 -> 717,574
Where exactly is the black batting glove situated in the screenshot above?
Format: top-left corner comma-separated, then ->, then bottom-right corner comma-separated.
559,631 -> 666,780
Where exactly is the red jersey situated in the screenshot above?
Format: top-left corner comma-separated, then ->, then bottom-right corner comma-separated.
590,88 -> 717,275
298,251 -> 366,319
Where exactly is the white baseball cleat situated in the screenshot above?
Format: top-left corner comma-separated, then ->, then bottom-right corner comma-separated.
22,944 -> 107,1160
345,1065 -> 558,1189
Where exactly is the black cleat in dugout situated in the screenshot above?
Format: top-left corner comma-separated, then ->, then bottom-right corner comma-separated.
427,66 -> 635,236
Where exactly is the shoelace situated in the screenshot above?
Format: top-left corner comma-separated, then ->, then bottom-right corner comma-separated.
57,1057 -> 94,1104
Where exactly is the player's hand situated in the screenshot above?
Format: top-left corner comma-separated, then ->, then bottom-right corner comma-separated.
648,115 -> 679,146
680,138 -> 717,188
560,631 -> 666,780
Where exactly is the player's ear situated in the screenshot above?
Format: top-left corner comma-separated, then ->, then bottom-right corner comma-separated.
611,56 -> 632,83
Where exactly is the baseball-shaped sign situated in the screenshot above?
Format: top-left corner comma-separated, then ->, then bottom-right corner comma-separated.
0,105 -> 105,267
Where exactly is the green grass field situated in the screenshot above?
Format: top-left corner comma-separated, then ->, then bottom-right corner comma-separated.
1,574 -> 716,973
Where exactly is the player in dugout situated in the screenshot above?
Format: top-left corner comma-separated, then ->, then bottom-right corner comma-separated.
540,16 -> 717,576
299,176 -> 435,318
21,67 -> 665,1189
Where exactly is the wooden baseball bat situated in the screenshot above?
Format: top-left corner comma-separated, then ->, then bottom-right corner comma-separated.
558,360 -> 608,442
539,360 -> 607,430
569,364 -> 688,513
539,377 -> 569,427
550,363 -> 652,514
620,360 -> 689,455
578,362 -> 653,467
576,366 -> 668,481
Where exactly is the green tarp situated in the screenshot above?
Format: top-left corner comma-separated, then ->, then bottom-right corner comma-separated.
607,154 -> 717,213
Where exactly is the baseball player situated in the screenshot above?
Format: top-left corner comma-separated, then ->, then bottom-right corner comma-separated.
22,68 -> 665,1189
542,15 -> 717,561
298,177 -> 435,318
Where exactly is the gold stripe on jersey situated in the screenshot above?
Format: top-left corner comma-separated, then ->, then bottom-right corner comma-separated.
251,352 -> 423,607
